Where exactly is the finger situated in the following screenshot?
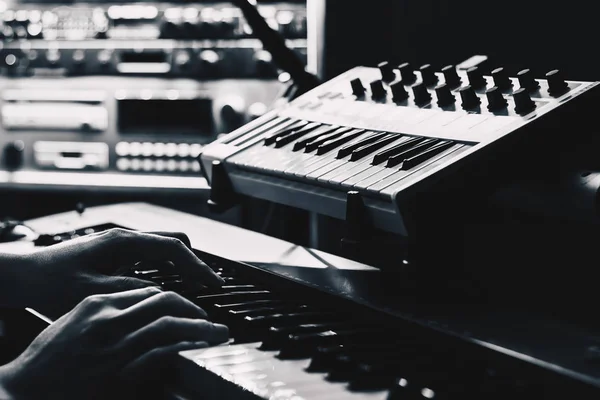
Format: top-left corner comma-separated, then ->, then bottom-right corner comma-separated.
81,286 -> 163,311
145,232 -> 192,249
115,317 -> 227,360
113,291 -> 208,331
120,341 -> 209,383
102,229 -> 224,286
95,275 -> 160,295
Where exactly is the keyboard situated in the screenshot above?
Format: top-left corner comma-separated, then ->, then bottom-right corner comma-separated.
21,212 -> 600,400
200,64 -> 600,235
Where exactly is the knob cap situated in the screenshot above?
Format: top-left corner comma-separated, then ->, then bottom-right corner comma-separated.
466,66 -> 486,89
351,78 -> 366,96
412,83 -> 431,106
513,88 -> 536,115
546,69 -> 569,96
485,86 -> 508,111
390,80 -> 409,102
435,83 -> 455,107
517,69 -> 539,91
4,140 -> 24,170
491,67 -> 512,91
441,65 -> 461,88
370,80 -> 387,99
378,61 -> 396,82
458,85 -> 481,109
398,62 -> 416,84
419,64 -> 438,86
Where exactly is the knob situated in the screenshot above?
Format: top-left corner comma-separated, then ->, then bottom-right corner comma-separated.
441,65 -> 461,88
174,51 -> 191,69
546,69 -> 569,96
221,104 -> 245,132
97,49 -> 112,65
513,88 -> 536,115
398,62 -> 416,84
517,69 -> 539,91
370,80 -> 387,99
390,80 -> 409,102
419,64 -> 438,86
435,83 -> 455,107
412,83 -> 431,106
4,140 -> 24,170
248,102 -> 268,120
485,86 -> 508,111
46,49 -> 60,66
200,50 -> 221,77
378,61 -> 396,82
72,49 -> 85,64
458,86 -> 481,109
491,67 -> 512,91
351,78 -> 366,96
466,66 -> 486,89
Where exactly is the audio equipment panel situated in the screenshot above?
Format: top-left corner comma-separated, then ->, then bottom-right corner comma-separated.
200,62 -> 600,235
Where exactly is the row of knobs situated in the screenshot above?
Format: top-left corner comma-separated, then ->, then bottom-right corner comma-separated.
351,62 -> 570,115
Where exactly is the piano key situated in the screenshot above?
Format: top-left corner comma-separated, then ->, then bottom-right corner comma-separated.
385,139 -> 441,168
194,291 -> 274,308
274,122 -> 323,148
371,136 -> 427,165
177,343 -> 389,400
399,140 -> 456,170
229,116 -> 291,147
292,125 -> 343,151
260,321 -> 356,350
277,328 -> 381,359
316,129 -> 365,155
304,128 -> 352,153
337,131 -> 388,158
264,120 -> 309,145
228,304 -> 309,317
349,134 -> 399,161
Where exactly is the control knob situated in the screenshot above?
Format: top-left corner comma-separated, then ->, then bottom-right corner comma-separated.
441,65 -> 461,89
378,61 -> 396,82
546,69 -> 569,96
200,50 -> 221,78
466,66 -> 486,89
419,64 -> 438,86
351,78 -> 366,96
485,86 -> 508,111
513,88 -> 536,115
398,62 -> 416,84
254,50 -> 277,78
390,80 -> 409,102
220,96 -> 246,132
4,141 -> 24,170
458,86 -> 481,109
435,83 -> 455,107
491,67 -> 512,91
517,69 -> 539,91
174,51 -> 192,69
412,82 -> 431,106
370,80 -> 387,99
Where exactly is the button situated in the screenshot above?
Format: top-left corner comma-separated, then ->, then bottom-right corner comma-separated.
153,143 -> 166,157
115,142 -> 130,156
192,160 -> 201,172
142,142 -> 154,157
513,88 -> 536,115
166,159 -> 177,171
546,69 -> 569,96
398,62 -> 416,84
350,78 -> 366,96
390,80 -> 409,102
370,80 -> 387,99
129,142 -> 142,157
491,67 -> 512,91
466,66 -> 486,89
190,143 -> 203,158
435,83 -> 455,107
517,69 -> 539,91
130,158 -> 142,171
441,65 -> 461,88
458,85 -> 481,110
378,61 -> 395,82
177,143 -> 191,157
419,64 -> 438,86
142,159 -> 154,171
165,143 -> 178,157
485,86 -> 508,111
179,160 -> 190,171
412,83 -> 431,106
155,159 -> 166,171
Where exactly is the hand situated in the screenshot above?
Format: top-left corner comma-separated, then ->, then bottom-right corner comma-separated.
0,287 -> 229,400
16,228 -> 224,319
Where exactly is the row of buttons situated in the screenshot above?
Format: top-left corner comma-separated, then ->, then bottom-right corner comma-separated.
115,142 -> 203,158
116,158 -> 201,172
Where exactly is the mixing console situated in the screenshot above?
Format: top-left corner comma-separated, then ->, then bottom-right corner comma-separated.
201,62 -> 600,235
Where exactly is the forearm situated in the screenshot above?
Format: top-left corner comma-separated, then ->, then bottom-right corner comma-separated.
0,365 -> 16,399
0,254 -> 30,309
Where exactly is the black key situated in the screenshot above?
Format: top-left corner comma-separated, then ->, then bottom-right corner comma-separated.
349,135 -> 400,161
371,136 -> 425,165
194,291 -> 273,308
260,321 -> 354,350
263,120 -> 308,145
304,128 -> 351,153
229,304 -> 309,317
213,300 -> 288,312
278,328 -> 378,359
386,139 -> 439,167
273,123 -> 321,148
399,141 -> 455,170
316,129 -> 365,155
292,125 -> 341,151
336,132 -> 387,159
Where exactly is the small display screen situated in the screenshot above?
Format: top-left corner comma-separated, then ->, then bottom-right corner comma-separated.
117,99 -> 213,135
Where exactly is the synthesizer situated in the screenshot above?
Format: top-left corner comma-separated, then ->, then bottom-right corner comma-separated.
200,63 -> 600,235
3,203 -> 600,399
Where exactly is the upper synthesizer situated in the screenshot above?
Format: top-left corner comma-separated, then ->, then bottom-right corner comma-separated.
200,62 -> 600,235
